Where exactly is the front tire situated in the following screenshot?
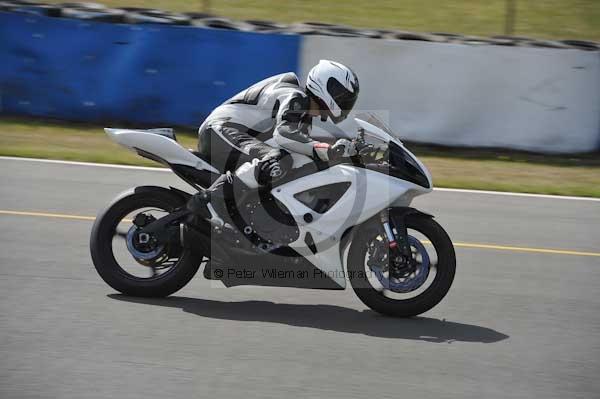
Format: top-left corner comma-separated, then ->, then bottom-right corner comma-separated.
348,212 -> 456,317
90,186 -> 202,297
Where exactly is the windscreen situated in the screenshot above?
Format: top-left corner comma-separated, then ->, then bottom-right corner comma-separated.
355,112 -> 396,136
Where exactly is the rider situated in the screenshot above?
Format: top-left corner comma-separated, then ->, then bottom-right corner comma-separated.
188,60 -> 360,214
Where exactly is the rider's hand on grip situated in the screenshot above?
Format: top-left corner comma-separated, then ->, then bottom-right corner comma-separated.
313,139 -> 357,162
330,138 -> 357,160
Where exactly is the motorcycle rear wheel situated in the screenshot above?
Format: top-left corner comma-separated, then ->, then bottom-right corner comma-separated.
348,211 -> 456,317
90,186 -> 203,297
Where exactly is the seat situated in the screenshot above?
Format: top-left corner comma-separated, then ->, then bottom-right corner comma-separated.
190,150 -> 211,164
143,128 -> 177,141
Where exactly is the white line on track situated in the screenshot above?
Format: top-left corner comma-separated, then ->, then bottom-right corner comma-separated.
2,156 -> 599,202
0,156 -> 171,172
433,187 -> 600,202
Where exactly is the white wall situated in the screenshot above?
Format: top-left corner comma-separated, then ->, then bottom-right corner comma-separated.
300,36 -> 600,153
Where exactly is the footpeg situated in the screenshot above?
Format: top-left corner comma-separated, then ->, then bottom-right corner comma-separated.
186,191 -> 212,219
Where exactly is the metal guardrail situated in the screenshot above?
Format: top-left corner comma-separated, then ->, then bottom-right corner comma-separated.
1,0 -> 598,51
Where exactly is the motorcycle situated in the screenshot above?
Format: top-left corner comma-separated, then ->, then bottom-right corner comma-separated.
90,113 -> 455,317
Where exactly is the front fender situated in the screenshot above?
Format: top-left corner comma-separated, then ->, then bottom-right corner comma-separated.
390,207 -> 434,220
355,207 -> 433,234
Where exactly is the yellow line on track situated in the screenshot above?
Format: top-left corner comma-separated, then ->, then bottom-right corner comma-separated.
452,242 -> 600,257
0,210 -> 132,223
1,209 -> 599,258
0,209 -> 96,221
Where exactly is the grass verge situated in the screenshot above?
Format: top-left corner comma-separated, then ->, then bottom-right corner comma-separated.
44,0 -> 600,41
1,117 -> 599,197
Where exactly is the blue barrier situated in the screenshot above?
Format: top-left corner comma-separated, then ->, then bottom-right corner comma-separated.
0,12 -> 300,127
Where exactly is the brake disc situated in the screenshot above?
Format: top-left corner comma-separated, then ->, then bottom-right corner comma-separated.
370,235 -> 430,293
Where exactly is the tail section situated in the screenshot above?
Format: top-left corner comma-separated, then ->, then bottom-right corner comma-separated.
104,128 -> 218,174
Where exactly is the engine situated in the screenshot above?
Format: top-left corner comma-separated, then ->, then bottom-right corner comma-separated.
224,189 -> 300,249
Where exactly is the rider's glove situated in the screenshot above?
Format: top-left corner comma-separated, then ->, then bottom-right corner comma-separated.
312,139 -> 357,162
312,142 -> 331,161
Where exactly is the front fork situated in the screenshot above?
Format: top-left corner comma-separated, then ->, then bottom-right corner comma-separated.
379,210 -> 416,278
380,210 -> 411,257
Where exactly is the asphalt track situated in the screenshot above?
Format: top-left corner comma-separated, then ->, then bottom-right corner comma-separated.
1,157 -> 599,399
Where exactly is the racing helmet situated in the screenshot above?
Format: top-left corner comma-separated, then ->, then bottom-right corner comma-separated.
306,60 -> 360,124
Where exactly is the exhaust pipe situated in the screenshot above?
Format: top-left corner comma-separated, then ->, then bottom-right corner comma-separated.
180,222 -> 230,262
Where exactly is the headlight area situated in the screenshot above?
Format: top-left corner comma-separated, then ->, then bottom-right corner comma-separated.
369,142 -> 431,189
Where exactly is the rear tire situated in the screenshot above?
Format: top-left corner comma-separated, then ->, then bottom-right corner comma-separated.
90,186 -> 202,297
348,212 -> 456,317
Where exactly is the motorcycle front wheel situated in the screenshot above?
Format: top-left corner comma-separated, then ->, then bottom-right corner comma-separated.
348,211 -> 456,317
90,186 -> 203,297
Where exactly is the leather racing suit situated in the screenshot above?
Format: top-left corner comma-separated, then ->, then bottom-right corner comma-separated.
198,72 -> 326,186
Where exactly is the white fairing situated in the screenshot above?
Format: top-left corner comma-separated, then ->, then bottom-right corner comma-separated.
104,128 -> 218,173
272,164 -> 430,288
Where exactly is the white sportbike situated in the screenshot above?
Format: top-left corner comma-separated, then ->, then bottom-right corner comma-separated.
90,113 -> 456,317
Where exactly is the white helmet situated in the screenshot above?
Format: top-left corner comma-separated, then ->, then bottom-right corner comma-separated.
306,60 -> 359,124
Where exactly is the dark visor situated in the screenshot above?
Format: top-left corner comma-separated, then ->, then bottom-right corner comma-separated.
327,77 -> 359,112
